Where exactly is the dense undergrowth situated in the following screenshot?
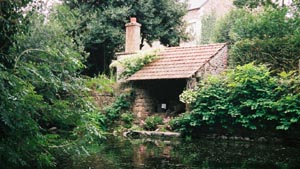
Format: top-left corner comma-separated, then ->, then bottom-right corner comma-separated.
104,89 -> 135,129
2,0 -> 300,168
0,9 -> 112,169
172,63 -> 300,136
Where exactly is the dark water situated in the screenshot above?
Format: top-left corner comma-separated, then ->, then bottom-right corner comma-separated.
64,137 -> 300,169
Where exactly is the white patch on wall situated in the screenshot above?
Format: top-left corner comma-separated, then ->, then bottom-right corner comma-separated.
161,104 -> 167,109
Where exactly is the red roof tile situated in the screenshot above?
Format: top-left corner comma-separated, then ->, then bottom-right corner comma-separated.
127,43 -> 226,81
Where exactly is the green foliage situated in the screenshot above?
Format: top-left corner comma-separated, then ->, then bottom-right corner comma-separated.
0,0 -> 32,56
62,0 -> 187,75
179,89 -> 198,104
111,50 -> 159,79
213,6 -> 300,72
0,8 -> 107,168
85,74 -> 115,94
233,0 -> 277,9
172,63 -> 300,135
170,113 -> 193,134
121,112 -> 134,129
144,116 -> 163,131
230,8 -> 300,72
104,91 -> 135,127
213,9 -> 249,45
200,12 -> 217,44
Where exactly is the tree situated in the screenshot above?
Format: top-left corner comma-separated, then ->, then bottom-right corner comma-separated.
213,2 -> 300,72
233,0 -> 278,9
63,0 -> 188,75
0,0 -> 33,67
213,9 -> 248,46
200,11 -> 217,44
0,4 -> 105,168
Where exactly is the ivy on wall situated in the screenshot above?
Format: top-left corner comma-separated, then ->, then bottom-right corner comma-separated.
110,49 -> 160,79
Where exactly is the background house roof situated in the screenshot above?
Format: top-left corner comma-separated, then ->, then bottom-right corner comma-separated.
179,0 -> 208,10
127,43 -> 226,81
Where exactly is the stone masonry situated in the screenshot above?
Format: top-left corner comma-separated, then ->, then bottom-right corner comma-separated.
132,87 -> 155,123
196,46 -> 228,78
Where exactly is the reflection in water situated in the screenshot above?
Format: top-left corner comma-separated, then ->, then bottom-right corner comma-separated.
61,137 -> 300,169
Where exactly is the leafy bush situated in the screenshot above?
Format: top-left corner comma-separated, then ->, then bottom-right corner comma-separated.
121,112 -> 134,129
104,90 -> 135,127
179,89 -> 198,104
85,74 -> 115,94
144,116 -> 164,131
173,63 -> 300,135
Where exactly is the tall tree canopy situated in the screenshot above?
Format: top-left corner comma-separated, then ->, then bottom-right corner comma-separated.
233,0 -> 277,8
63,0 -> 188,75
0,0 -> 32,67
213,0 -> 300,72
1,2 -> 106,168
233,0 -> 300,9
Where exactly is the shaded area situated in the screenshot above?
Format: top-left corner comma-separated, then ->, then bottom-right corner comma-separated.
60,137 -> 300,169
135,79 -> 186,114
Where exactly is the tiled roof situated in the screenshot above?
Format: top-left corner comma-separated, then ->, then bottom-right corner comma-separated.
127,43 -> 226,81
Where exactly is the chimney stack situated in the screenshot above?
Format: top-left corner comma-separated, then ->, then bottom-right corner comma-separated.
125,17 -> 141,53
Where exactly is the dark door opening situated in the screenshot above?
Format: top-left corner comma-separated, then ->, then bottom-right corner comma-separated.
145,79 -> 186,114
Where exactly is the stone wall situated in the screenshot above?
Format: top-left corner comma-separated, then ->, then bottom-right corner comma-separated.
196,46 -> 228,78
132,87 -> 155,123
202,0 -> 234,19
90,91 -> 115,110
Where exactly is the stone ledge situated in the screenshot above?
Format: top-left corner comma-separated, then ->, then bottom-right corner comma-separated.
123,130 -> 181,138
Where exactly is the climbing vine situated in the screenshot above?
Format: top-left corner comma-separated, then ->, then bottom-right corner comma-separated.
110,49 -> 159,79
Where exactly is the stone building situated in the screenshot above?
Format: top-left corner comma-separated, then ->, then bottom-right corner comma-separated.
142,0 -> 234,49
115,18 -> 228,121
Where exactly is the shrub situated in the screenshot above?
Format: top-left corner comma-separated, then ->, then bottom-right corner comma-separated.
173,63 -> 300,135
85,74 -> 115,94
179,89 -> 198,104
144,116 -> 164,131
104,90 -> 135,127
121,112 -> 134,129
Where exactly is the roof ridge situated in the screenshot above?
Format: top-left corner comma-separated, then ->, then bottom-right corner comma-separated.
164,43 -> 226,50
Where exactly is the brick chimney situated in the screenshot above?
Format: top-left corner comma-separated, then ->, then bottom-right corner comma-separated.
125,17 -> 141,53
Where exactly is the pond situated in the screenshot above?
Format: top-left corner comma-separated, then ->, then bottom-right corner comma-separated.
61,137 -> 300,169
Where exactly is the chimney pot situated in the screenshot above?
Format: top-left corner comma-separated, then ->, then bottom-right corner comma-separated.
130,17 -> 137,23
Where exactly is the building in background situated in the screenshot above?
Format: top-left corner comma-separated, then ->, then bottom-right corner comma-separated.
181,0 -> 233,46
143,0 -> 234,49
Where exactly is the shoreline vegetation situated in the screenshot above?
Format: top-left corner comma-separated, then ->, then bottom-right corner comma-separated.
1,0 -> 300,168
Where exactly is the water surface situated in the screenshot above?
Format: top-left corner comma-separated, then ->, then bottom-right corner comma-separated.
63,137 -> 300,169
